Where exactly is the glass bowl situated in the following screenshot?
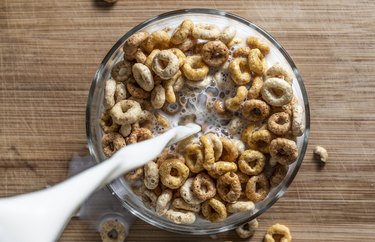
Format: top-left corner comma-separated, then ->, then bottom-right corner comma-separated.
86,8 -> 310,235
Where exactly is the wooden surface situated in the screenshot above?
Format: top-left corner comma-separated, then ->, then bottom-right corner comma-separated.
1,0 -> 374,241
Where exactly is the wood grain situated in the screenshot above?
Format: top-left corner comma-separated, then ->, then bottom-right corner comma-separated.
1,0 -> 375,241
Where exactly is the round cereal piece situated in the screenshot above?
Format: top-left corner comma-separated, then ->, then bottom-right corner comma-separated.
245,174 -> 270,202
268,112 -> 291,136
126,80 -> 150,99
219,26 -> 236,44
224,86 -> 248,112
192,23 -> 221,40
162,102 -> 181,115
126,128 -> 153,144
248,129 -> 273,153
114,82 -> 127,103
144,49 -> 160,70
178,114 -> 196,126
144,161 -> 159,190
201,198 -> 227,222
264,223 -> 292,242
155,189 -> 173,216
226,201 -> 254,213
184,143 -> 205,173
261,78 -> 293,107
292,104 -> 305,136
124,167 -> 143,182
163,71 -> 181,104
241,99 -> 270,122
247,76 -> 263,99
229,58 -> 251,85
227,117 -> 242,135
246,36 -> 270,55
156,149 -> 185,167
119,124 -> 131,137
99,219 -> 126,242
182,55 -> 209,81
232,139 -> 246,154
172,198 -> 201,213
248,48 -> 266,75
132,63 -> 154,91
201,40 -> 229,67
213,99 -> 227,115
180,178 -> 205,205
269,138 -> 298,165
141,30 -> 170,53
270,164 -> 288,187
134,49 -> 147,64
100,112 -> 120,133
152,50 -> 180,80
159,159 -> 189,189
173,74 -> 185,92
169,48 -> 186,67
123,31 -> 149,60
241,124 -> 256,145
177,136 -> 197,154
137,110 -> 156,130
142,189 -> 158,209
192,173 -> 216,201
185,75 -> 211,89
165,209 -> 196,224
265,62 -> 293,85
170,19 -> 194,45
233,46 -> 251,58
235,219 -> 258,239
102,132 -> 125,157
219,137 -> 239,162
206,133 -> 223,161
104,79 -> 116,110
238,150 -> 266,175
227,37 -> 243,48
216,172 -> 241,203
314,145 -> 328,163
201,134 -> 216,170
151,84 -> 166,109
155,112 -> 170,129
175,37 -> 196,52
111,60 -> 133,82
211,161 -> 238,175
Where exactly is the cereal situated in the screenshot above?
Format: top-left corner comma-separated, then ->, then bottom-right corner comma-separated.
248,48 -> 266,75
241,99 -> 270,122
201,198 -> 227,222
228,117 -> 242,135
216,172 -> 241,203
132,63 -> 154,91
144,161 -> 159,190
291,104 -> 304,136
162,102 -> 181,115
248,129 -> 273,153
99,219 -> 127,242
219,137 -> 239,162
246,36 -> 270,55
269,138 -> 298,165
142,189 -> 158,209
192,23 -> 221,40
124,167 -> 143,182
180,178 -> 205,205
185,75 -> 211,89
267,112 -> 291,136
213,100 -> 227,115
144,49 -> 160,70
152,50 -> 180,80
233,46 -> 251,58
219,26 -> 236,44
165,209 -> 196,224
126,128 -> 153,144
192,173 -> 216,201
182,55 -> 209,81
137,110 -> 156,130
111,60 -> 133,82
184,143 -> 205,173
270,164 -> 288,187
314,145 -> 328,163
159,159 -> 189,189
178,114 -> 196,126
156,189 -> 173,216
227,37 -> 242,48
224,86 -> 248,112
151,84 -> 166,109
102,132 -> 126,157
235,219 -> 258,239
175,37 -> 196,52
134,48 -> 147,64
261,78 -> 293,107
172,198 -> 201,212
245,174 -> 270,202
201,40 -> 229,67
211,161 -> 238,175
229,58 -> 251,85
226,201 -> 254,213
115,82 -> 127,102
205,133 -> 223,161
104,79 -> 116,110
100,112 -> 120,133
241,124 -> 256,147
265,62 -> 293,85
170,19 -> 194,45
173,74 -> 185,92
126,81 -> 150,99
163,71 -> 181,103
156,149 -> 185,167
238,150 -> 266,175
123,31 -> 149,60
119,124 -> 131,137
141,30 -> 170,53
264,223 -> 292,242
155,112 -> 170,129
247,76 -> 263,99
201,134 -> 216,170
232,139 -> 246,154
169,48 -> 186,67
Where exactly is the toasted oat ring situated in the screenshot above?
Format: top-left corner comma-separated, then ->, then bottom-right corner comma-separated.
264,223 -> 292,242
211,161 -> 238,175
245,174 -> 270,202
150,84 -> 166,109
165,209 -> 196,224
201,198 -> 227,222
200,134 -> 216,170
248,48 -> 265,75
175,37 -> 197,52
248,130 -> 273,153
224,86 -> 248,112
219,26 -> 236,44
155,112 -> 170,129
171,19 -> 194,45
269,138 -> 298,165
205,133 -> 223,161
126,80 -> 150,99
99,219 -> 127,242
219,137 -> 239,162
238,150 -> 266,175
104,79 -> 116,110
125,167 -> 143,182
141,30 -> 170,53
172,198 -> 201,213
201,40 -> 229,67
261,78 -> 293,107
126,128 -> 153,144
247,76 -> 263,99
144,161 -> 159,190
292,104 -> 304,136
246,36 -> 270,55
156,149 -> 185,167
155,189 -> 173,216
134,48 -> 147,64
144,49 -> 160,70
182,55 -> 209,81
216,172 -> 241,203
180,178 -> 205,205
184,144 -> 205,173
159,159 -> 189,189
270,164 -> 288,187
142,189 -> 158,209
266,63 -> 293,85
169,48 -> 186,67
111,60 -> 133,82
163,71 -> 181,104
109,100 -> 142,125
192,173 -> 216,201
173,74 -> 185,92
115,82 -> 127,103
132,63 -> 154,91
241,124 -> 256,145
227,200 -> 254,213
213,100 -> 227,115
235,219 -> 258,239
192,23 -> 221,40
233,46 -> 251,58
152,50 -> 180,80
102,132 -> 126,157
162,102 -> 181,115
138,110 -> 156,130
100,112 -> 120,133
268,112 -> 291,136
241,99 -> 270,122
229,58 -> 251,85
123,31 -> 149,60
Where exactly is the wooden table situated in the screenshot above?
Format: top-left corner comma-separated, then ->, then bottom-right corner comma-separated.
1,0 -> 374,241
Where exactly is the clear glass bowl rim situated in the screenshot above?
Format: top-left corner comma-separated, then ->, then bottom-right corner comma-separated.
86,8 -> 310,235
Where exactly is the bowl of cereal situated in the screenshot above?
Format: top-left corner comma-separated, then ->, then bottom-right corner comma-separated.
86,8 -> 310,234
